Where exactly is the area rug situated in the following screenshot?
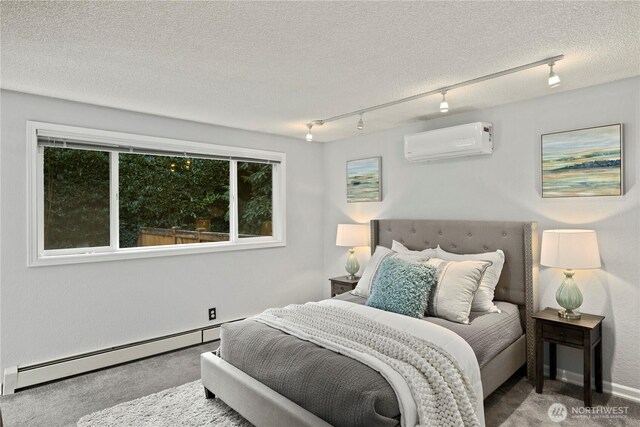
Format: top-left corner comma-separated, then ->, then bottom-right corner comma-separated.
77,380 -> 252,427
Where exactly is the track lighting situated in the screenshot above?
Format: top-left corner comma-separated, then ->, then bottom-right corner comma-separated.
304,54 -> 564,139
306,123 -> 313,142
548,62 -> 560,88
439,92 -> 449,113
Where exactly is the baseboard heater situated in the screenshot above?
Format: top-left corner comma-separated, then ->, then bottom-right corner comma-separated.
2,319 -> 242,395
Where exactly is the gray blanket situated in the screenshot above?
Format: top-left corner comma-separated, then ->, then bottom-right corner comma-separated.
220,296 -> 521,426
220,319 -> 400,427
252,303 -> 479,427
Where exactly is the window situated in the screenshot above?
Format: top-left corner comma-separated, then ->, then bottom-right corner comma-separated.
44,147 -> 111,250
29,122 -> 285,265
118,155 -> 231,248
237,161 -> 273,237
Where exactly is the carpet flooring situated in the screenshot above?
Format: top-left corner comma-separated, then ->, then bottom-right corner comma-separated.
483,371 -> 640,426
0,343 -> 219,427
0,342 -> 638,426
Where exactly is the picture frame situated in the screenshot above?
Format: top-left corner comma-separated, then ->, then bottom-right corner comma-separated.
541,123 -> 623,198
347,157 -> 382,203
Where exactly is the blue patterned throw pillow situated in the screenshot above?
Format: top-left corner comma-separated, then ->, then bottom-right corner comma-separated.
366,257 -> 437,318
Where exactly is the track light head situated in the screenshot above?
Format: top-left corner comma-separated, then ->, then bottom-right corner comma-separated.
306,123 -> 313,142
357,114 -> 364,130
548,62 -> 560,88
439,92 -> 449,113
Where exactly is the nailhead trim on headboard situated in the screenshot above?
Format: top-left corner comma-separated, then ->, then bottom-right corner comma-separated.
524,222 -> 539,380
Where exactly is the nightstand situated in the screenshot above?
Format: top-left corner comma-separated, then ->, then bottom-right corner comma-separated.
533,307 -> 605,407
329,276 -> 359,297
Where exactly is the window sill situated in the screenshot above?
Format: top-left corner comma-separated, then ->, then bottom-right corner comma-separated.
29,239 -> 286,267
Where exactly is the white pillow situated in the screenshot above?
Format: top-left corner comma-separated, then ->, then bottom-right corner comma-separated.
425,258 -> 491,324
436,246 -> 505,313
391,240 -> 438,259
352,246 -> 394,297
352,245 -> 432,297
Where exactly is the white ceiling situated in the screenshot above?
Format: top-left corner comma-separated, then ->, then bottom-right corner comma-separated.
2,1 -> 639,142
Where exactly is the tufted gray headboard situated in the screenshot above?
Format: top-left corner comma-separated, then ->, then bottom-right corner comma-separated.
370,219 -> 539,379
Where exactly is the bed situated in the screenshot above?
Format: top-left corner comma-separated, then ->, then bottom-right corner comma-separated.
201,219 -> 539,426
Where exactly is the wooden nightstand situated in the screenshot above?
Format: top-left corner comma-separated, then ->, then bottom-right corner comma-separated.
533,307 -> 605,407
329,276 -> 359,297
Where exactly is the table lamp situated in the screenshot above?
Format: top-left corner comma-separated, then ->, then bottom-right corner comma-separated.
540,229 -> 601,320
336,224 -> 368,279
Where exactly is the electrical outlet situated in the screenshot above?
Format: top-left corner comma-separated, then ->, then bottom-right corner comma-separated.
208,307 -> 217,321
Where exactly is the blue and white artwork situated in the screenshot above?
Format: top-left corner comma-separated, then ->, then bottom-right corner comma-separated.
542,124 -> 622,198
347,157 -> 381,203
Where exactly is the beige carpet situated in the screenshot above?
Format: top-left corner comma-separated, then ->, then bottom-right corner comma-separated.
78,375 -> 640,426
483,374 -> 640,426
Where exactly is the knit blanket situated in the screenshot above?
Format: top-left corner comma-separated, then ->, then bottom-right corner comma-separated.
252,302 -> 481,427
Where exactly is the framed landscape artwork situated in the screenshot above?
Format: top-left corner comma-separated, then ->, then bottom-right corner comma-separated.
541,124 -> 623,198
347,157 -> 381,203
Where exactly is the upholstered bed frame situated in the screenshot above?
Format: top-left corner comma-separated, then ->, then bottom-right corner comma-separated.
201,219 -> 539,427
370,219 -> 539,395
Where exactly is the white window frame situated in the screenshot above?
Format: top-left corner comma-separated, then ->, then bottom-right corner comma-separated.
27,121 -> 286,267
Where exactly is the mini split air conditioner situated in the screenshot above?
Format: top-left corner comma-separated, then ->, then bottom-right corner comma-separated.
404,122 -> 493,161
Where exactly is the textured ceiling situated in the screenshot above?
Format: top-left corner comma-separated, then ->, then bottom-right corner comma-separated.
2,1 -> 639,142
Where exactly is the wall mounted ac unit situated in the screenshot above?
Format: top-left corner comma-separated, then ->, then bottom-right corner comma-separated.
404,122 -> 493,162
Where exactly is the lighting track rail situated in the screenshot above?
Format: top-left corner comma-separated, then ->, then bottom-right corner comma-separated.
305,54 -> 564,141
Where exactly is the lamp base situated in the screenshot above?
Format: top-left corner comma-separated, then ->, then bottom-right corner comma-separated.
558,309 -> 581,320
345,248 -> 360,279
555,269 -> 583,321
346,274 -> 357,280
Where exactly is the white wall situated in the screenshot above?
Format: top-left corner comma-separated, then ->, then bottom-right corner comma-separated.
322,77 -> 640,390
0,90 -> 325,374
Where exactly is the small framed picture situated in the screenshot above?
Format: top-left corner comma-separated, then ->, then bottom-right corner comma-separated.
541,124 -> 623,198
347,157 -> 381,203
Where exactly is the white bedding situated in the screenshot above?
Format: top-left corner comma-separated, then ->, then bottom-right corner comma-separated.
317,299 -> 485,427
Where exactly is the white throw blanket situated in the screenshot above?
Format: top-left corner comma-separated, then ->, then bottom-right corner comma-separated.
252,300 -> 483,427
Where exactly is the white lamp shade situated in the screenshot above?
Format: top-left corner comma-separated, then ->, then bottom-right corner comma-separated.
540,229 -> 601,269
336,224 -> 368,247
